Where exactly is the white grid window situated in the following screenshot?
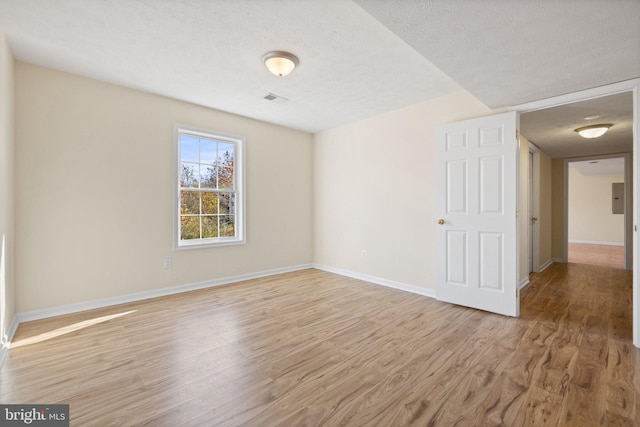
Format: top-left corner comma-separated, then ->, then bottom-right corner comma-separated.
175,126 -> 245,248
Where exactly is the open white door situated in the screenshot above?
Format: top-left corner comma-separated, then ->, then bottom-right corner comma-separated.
436,111 -> 519,317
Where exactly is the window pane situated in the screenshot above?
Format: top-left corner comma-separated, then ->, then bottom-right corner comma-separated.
218,167 -> 234,189
180,216 -> 200,240
200,138 -> 217,164
217,142 -> 234,190
202,216 -> 219,238
202,192 -> 219,214
180,191 -> 200,214
180,135 -> 199,163
220,215 -> 235,237
218,142 -> 234,161
180,163 -> 199,188
218,193 -> 235,215
200,164 -> 217,189
228,193 -> 235,215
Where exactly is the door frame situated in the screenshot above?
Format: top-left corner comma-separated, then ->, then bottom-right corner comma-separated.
510,78 -> 640,347
563,153 -> 631,269
529,144 -> 541,273
528,151 -> 533,274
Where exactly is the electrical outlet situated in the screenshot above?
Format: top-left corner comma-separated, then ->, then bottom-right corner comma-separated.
163,258 -> 173,269
361,250 -> 367,259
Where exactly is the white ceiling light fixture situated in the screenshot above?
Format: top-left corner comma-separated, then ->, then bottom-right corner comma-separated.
575,124 -> 613,139
263,51 -> 299,77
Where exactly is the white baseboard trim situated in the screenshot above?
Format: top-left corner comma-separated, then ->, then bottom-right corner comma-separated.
569,240 -> 624,247
519,277 -> 530,290
0,316 -> 20,367
538,259 -> 554,272
15,264 -> 313,324
312,263 -> 436,299
553,258 -> 566,263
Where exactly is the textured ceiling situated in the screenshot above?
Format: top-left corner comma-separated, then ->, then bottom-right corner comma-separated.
0,0 -> 637,138
521,92 -> 633,158
0,0 -> 460,133
354,0 -> 640,108
570,158 -> 625,176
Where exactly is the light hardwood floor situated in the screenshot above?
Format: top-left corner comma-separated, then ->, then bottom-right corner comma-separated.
1,265 -> 637,426
568,242 -> 625,269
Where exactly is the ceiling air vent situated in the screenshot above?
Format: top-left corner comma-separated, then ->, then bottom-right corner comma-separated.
263,93 -> 289,104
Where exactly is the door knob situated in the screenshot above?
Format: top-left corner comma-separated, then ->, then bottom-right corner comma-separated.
531,217 -> 538,222
437,219 -> 445,225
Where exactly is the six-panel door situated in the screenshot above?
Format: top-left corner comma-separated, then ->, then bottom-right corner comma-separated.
436,112 -> 519,317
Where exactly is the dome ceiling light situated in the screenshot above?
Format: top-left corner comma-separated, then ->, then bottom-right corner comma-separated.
263,51 -> 299,77
575,124 -> 613,139
583,114 -> 600,120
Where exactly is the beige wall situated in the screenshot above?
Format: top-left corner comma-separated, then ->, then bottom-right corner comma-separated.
568,167 -> 624,244
538,151 -> 553,266
15,63 -> 313,313
0,28 -> 15,344
313,90 -> 495,290
551,159 -> 565,260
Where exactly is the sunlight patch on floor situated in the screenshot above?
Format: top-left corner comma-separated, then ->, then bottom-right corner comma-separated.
11,310 -> 136,348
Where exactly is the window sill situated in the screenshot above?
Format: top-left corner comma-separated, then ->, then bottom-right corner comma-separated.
175,237 -> 246,251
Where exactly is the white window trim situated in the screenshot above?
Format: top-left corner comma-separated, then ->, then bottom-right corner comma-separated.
174,124 -> 246,250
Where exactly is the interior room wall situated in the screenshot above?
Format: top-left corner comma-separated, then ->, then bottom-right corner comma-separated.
313,90 -> 497,291
15,62 -> 313,313
538,150 -> 553,267
0,27 -> 15,345
568,167 -> 624,245
551,158 -> 565,260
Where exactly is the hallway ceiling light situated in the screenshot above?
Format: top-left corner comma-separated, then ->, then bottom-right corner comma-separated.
263,51 -> 299,77
575,124 -> 613,139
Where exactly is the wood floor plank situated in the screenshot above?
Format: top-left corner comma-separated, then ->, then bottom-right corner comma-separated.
514,385 -> 564,426
607,339 -> 637,420
1,264 -> 639,425
568,242 -> 625,269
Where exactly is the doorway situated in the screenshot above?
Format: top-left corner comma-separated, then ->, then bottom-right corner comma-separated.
566,156 -> 627,269
515,80 -> 638,346
519,91 -> 634,270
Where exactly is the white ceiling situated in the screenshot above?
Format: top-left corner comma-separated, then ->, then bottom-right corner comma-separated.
569,157 -> 625,177
0,0 -> 638,136
354,0 -> 640,108
0,0 -> 460,133
521,92 -> 634,158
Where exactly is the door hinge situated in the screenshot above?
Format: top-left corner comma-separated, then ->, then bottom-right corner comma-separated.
516,129 -> 519,139
516,209 -> 518,218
